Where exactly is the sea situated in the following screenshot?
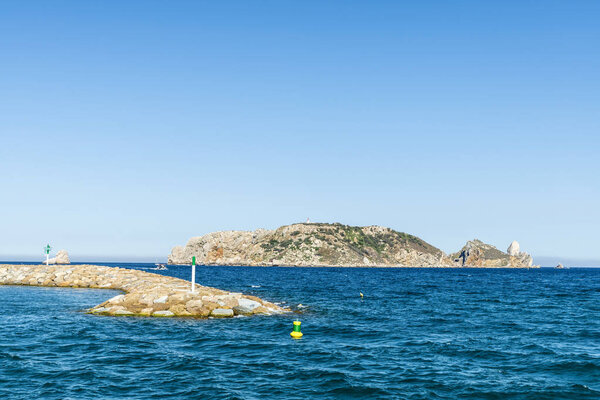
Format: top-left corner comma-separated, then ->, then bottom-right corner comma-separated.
0,263 -> 599,399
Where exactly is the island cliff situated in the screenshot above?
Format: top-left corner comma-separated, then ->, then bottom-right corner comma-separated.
168,223 -> 537,268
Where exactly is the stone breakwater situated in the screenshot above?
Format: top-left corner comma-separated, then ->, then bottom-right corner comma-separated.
0,264 -> 286,318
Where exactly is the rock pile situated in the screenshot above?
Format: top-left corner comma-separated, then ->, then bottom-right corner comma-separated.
0,264 -> 285,318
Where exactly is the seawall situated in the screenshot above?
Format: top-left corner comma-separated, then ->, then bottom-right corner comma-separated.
0,264 -> 285,318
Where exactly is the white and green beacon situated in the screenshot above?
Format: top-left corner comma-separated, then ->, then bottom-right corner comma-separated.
44,244 -> 52,266
191,256 -> 196,293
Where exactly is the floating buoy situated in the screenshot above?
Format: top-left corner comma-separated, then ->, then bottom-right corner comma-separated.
290,320 -> 303,339
360,292 -> 364,299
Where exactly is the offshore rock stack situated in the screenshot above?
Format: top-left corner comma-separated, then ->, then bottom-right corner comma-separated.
0,264 -> 285,318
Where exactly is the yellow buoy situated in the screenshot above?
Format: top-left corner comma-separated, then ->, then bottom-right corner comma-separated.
360,292 -> 364,298
290,320 -> 303,338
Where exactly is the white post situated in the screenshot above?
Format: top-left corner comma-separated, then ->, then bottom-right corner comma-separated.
191,256 -> 196,293
44,244 -> 51,266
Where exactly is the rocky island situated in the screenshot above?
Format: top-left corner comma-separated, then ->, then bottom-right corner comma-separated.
0,264 -> 285,318
169,223 -> 537,268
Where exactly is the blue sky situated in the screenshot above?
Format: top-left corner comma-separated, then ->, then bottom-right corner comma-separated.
1,1 -> 599,264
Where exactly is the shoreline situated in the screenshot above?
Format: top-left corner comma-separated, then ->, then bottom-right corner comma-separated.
0,264 -> 286,318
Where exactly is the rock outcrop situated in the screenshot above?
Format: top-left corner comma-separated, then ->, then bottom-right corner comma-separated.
507,241 -> 520,256
0,264 -> 285,318
44,250 -> 70,265
451,240 -> 534,268
169,223 -> 451,267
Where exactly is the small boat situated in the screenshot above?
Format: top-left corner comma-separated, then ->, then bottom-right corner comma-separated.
155,263 -> 167,270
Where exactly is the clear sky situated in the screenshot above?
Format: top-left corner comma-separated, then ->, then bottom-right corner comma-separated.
1,1 -> 599,264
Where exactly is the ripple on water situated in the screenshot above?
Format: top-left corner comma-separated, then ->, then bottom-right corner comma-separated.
0,266 -> 599,399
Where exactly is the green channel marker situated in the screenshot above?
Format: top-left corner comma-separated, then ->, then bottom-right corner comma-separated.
44,244 -> 52,265
191,256 -> 196,293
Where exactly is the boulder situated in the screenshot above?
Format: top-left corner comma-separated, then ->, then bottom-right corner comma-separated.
113,309 -> 134,316
108,294 -> 125,304
233,298 -> 262,315
211,308 -> 234,318
169,304 -> 190,316
152,310 -> 174,317
185,299 -> 204,313
252,306 -> 269,314
215,295 -> 238,308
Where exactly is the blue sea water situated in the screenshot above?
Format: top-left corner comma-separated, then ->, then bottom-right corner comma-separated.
0,264 -> 599,399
